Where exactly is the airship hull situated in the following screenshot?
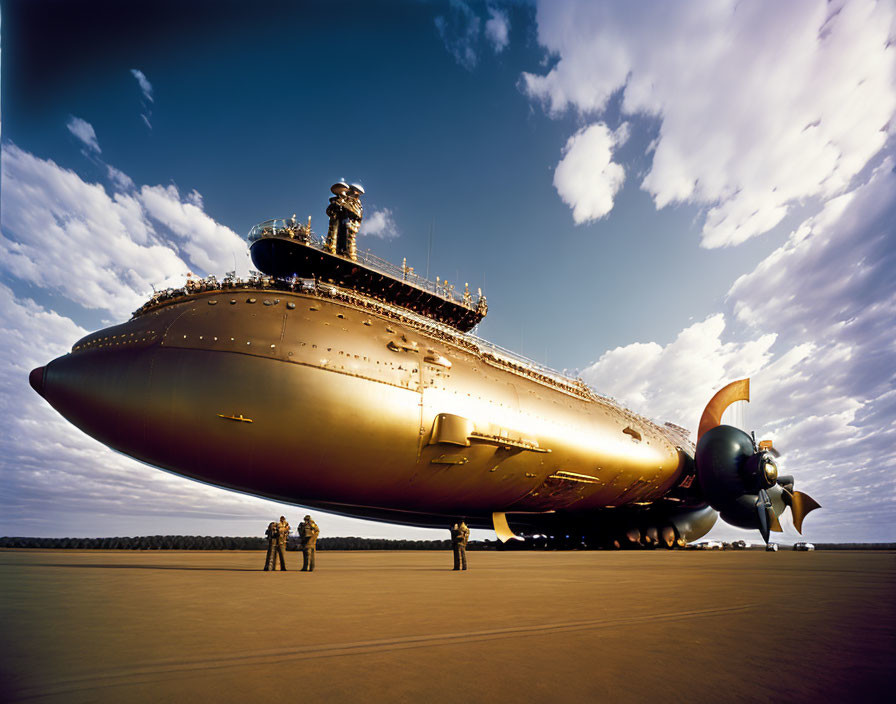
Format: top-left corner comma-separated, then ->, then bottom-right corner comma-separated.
37,284 -> 703,537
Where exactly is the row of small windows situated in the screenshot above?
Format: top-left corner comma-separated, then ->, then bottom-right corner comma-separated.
74,330 -> 157,351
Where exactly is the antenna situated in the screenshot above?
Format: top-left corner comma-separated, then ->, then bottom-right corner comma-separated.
426,220 -> 434,280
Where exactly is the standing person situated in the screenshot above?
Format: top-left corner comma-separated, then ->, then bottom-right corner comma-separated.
299,515 -> 320,571
273,515 -> 290,571
263,520 -> 279,571
451,521 -> 470,571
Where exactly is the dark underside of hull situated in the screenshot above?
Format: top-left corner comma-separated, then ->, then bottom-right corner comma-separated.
250,237 -> 483,332
293,497 -> 710,543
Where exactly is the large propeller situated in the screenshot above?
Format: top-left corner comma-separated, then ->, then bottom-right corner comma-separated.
694,379 -> 820,544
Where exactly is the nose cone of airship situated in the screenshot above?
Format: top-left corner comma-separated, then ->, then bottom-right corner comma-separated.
29,366 -> 46,398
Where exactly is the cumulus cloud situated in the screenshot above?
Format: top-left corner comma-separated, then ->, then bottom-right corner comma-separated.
435,0 -> 482,70
554,122 -> 627,224
138,184 -> 249,274
485,4 -> 510,53
523,0 -> 896,247
581,156 -> 896,542
130,68 -> 154,128
359,207 -> 400,239
66,116 -> 101,154
0,142 -> 247,319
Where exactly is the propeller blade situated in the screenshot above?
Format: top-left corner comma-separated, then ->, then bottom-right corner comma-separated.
698,379 -> 750,442
756,489 -> 771,544
768,505 -> 783,533
758,439 -> 780,457
789,491 -> 821,534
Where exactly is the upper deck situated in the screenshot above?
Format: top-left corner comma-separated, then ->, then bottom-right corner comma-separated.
248,218 -> 487,332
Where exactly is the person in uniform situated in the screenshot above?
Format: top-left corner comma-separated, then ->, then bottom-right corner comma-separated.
272,515 -> 290,570
299,515 -> 320,571
451,521 -> 470,570
263,520 -> 279,571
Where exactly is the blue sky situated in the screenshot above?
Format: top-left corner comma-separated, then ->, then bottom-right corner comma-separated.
1,0 -> 894,543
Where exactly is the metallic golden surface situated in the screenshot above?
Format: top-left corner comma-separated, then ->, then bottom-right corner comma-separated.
39,280 -> 696,537
762,457 -> 778,486
787,490 -> 822,534
491,512 -> 518,542
697,378 -> 750,441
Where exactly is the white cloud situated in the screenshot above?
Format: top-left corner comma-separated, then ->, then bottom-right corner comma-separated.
581,156 -> 896,542
130,69 -> 154,128
582,314 -> 777,429
523,0 -> 896,247
106,164 -> 135,191
130,68 -> 153,102
66,116 -> 101,154
0,143 -> 248,319
138,184 -> 249,275
485,4 -> 510,53
435,0 -> 482,70
359,207 -> 400,239
553,122 -> 627,223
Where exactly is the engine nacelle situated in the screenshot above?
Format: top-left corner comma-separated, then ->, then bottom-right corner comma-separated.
695,424 -> 782,530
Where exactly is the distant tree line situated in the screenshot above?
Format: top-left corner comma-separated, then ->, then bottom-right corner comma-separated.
0,536 -> 496,551
810,543 -> 896,550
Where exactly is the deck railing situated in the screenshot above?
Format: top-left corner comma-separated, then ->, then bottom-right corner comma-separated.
248,219 -> 479,310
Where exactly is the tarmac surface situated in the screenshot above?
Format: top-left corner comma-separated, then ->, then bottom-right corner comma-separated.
1,549 -> 893,703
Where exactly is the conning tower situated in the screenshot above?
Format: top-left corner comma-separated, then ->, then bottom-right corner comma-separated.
325,181 -> 364,260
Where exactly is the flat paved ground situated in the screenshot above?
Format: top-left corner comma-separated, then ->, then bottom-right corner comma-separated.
1,550 -> 893,703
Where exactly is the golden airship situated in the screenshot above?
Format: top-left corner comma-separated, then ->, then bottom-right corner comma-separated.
30,182 -> 819,547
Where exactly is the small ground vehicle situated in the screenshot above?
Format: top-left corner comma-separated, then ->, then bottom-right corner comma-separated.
793,542 -> 816,551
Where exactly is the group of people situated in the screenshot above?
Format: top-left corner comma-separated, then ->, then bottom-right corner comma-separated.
264,514 -> 319,571
263,517 -> 471,571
